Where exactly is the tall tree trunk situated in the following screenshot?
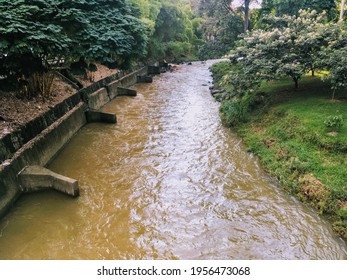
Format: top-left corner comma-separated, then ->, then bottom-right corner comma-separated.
223,0 -> 251,32
340,0 -> 346,22
244,0 -> 250,32
293,77 -> 299,89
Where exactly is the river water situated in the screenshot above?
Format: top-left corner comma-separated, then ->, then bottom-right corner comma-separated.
0,61 -> 346,259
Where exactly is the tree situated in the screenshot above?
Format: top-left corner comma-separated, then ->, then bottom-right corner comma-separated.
59,0 -> 148,68
147,1 -> 203,61
243,0 -> 252,32
260,0 -> 337,21
0,0 -> 72,77
317,22 -> 347,98
340,0 -> 346,21
0,0 -> 149,78
197,0 -> 244,59
222,0 -> 259,32
230,10 -> 329,89
128,0 -> 163,34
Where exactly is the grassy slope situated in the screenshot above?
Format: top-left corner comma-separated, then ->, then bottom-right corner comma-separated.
216,68 -> 347,239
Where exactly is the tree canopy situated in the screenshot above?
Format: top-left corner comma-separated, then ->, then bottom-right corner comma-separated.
0,0 -> 148,78
145,0 -> 203,61
197,0 -> 244,60
260,0 -> 337,19
1,0 -> 347,87
231,10 -> 330,89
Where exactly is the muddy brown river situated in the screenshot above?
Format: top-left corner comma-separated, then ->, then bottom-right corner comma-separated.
0,61 -> 346,259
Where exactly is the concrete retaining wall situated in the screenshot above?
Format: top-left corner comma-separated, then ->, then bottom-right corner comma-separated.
0,66 -> 153,218
0,93 -> 82,162
106,67 -> 147,99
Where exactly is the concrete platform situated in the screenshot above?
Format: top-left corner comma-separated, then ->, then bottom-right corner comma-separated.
86,110 -> 117,123
18,165 -> 79,197
137,75 -> 153,83
117,87 -> 137,97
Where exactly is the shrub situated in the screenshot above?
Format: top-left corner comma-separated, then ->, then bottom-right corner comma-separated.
24,72 -> 54,100
166,41 -> 192,61
210,61 -> 235,85
324,115 -> 343,132
220,94 -> 252,127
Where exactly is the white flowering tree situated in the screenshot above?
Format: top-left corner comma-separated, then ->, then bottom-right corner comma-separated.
230,10 -> 329,89
217,9 -> 347,126
318,23 -> 347,99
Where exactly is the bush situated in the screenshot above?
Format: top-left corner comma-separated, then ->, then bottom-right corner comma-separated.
147,38 -> 167,60
324,115 -> 343,132
220,95 -> 252,127
18,72 -> 55,100
166,41 -> 192,62
210,61 -> 235,85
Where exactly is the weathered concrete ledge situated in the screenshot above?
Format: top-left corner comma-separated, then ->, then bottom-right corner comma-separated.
0,102 -> 86,218
0,92 -> 82,162
105,67 -> 147,99
86,110 -> 117,124
148,66 -> 161,75
86,87 -> 110,110
18,165 -> 79,197
117,87 -> 137,97
137,75 -> 153,83
0,64 -> 159,219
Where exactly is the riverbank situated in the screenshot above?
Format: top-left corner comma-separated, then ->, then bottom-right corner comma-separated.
0,63 -> 151,220
211,61 -> 347,241
0,64 -> 119,139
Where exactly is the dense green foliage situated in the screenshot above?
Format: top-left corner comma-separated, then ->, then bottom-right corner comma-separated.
68,0 -> 148,67
1,0 -> 344,80
197,0 -> 244,60
217,9 -> 347,124
151,3 -> 202,61
0,0 -> 71,76
0,0 -> 204,98
260,0 -> 337,20
0,0 -> 148,77
131,0 -> 203,62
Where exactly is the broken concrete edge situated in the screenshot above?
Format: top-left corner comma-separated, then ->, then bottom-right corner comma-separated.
0,64 -> 162,220
18,165 -> 79,197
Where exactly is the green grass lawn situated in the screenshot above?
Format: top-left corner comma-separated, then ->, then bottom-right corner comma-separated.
236,76 -> 347,239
